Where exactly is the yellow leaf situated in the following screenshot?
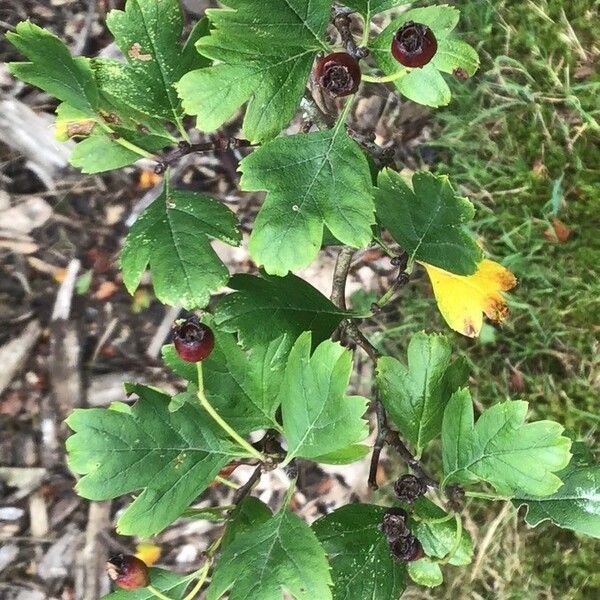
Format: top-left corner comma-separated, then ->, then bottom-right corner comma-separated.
135,543 -> 161,566
421,259 -> 517,337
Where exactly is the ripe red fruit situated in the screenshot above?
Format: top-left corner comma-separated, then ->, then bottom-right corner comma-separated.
391,21 -> 438,68
173,317 -> 214,363
315,52 -> 361,97
106,554 -> 149,590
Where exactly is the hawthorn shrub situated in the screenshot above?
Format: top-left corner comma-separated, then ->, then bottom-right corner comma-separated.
8,1 -> 599,598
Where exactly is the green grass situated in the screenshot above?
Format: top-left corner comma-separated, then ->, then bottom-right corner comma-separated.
367,0 -> 600,597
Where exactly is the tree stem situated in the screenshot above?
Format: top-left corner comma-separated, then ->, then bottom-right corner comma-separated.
386,430 -> 438,488
368,398 -> 388,489
232,464 -> 263,505
332,7 -> 368,59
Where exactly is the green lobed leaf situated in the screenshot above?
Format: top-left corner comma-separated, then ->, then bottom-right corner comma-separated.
101,0 -> 207,129
214,272 -> 349,348
432,38 -> 480,77
240,123 -> 376,275
121,178 -> 241,309
177,0 -> 331,142
7,19 -> 176,174
7,21 -> 98,115
411,498 -> 472,566
375,169 -> 482,275
514,443 -> 600,538
208,497 -> 333,600
345,1 -> 411,19
280,332 -> 369,464
313,504 -> 407,600
442,389 -> 573,496
370,5 -> 478,107
407,558 -> 443,588
376,332 -> 469,453
66,384 -> 243,537
68,127 -> 169,174
102,569 -> 191,599
396,66 -> 452,107
162,329 -> 289,433
220,496 -> 273,550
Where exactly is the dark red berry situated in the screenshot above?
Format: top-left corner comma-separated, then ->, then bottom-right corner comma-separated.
380,507 -> 410,542
389,534 -> 424,562
393,474 -> 427,503
106,554 -> 149,590
315,52 -> 361,97
391,21 -> 438,68
453,67 -> 469,81
172,317 -> 214,363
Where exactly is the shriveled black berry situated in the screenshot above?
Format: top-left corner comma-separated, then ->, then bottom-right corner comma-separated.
106,554 -> 149,590
380,507 -> 410,542
445,483 -> 466,512
391,21 -> 438,68
389,534 -> 424,563
393,474 -> 427,503
173,316 -> 214,363
315,52 -> 361,97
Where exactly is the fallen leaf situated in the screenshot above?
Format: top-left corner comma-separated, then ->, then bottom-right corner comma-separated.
105,204 -> 126,226
509,368 -> 526,393
544,217 -> 572,243
94,281 -> 119,300
0,197 -> 52,234
135,543 -> 161,566
420,259 -> 517,337
53,269 -> 67,283
27,257 -> 62,278
138,169 -> 161,190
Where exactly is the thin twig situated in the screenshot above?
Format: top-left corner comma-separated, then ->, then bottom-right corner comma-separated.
232,464 -> 263,505
368,399 -> 388,489
332,7 -> 369,59
386,430 -> 438,488
345,321 -> 381,363
154,138 -> 255,174
331,247 -> 354,309
300,94 -> 336,130
330,248 -> 381,361
347,128 -> 395,169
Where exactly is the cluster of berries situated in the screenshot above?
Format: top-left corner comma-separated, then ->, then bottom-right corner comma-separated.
380,473 -> 429,562
316,21 -> 438,97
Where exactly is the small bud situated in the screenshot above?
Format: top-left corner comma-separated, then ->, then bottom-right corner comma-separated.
389,534 -> 424,562
393,474 -> 427,503
106,554 -> 150,590
380,507 -> 409,542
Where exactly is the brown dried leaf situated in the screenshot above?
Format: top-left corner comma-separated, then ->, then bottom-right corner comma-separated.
94,281 -> 119,300
544,217 -> 572,243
